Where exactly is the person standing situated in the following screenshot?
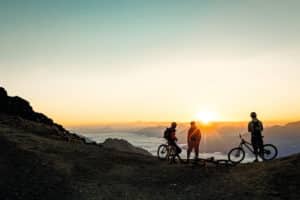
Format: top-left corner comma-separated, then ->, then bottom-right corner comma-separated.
187,121 -> 201,163
248,112 -> 264,162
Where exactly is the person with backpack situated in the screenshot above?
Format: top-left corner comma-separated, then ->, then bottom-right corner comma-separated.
187,121 -> 202,163
164,122 -> 182,156
248,112 -> 264,162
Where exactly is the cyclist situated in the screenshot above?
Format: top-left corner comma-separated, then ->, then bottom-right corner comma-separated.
248,112 -> 264,162
163,122 -> 182,156
187,121 -> 202,163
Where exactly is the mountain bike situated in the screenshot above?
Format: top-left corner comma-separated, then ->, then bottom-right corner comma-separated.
157,142 -> 177,161
195,157 -> 234,167
228,134 -> 278,164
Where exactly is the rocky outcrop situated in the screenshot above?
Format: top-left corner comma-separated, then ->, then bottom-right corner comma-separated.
0,87 -> 63,131
0,87 -> 152,156
102,138 -> 151,156
0,87 -> 88,144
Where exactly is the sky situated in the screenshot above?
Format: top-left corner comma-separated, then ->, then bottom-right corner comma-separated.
1,0 -> 300,125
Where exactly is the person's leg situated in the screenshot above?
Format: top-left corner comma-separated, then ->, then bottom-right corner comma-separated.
187,142 -> 192,162
258,136 -> 264,158
170,141 -> 181,155
171,142 -> 183,163
168,141 -> 177,163
251,137 -> 259,161
175,143 -> 182,155
195,140 -> 200,160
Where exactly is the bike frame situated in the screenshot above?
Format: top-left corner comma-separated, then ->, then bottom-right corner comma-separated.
238,134 -> 262,158
239,139 -> 255,154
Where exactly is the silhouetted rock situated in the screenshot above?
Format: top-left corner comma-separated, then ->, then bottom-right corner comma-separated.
0,87 -> 65,132
102,138 -> 152,156
8,96 -> 33,116
0,87 -> 94,145
0,87 -> 8,112
34,112 -> 54,125
0,87 -> 7,97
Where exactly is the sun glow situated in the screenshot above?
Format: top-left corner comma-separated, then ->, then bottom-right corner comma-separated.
196,111 -> 218,124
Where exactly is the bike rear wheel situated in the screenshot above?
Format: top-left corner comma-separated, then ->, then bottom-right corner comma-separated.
228,147 -> 245,164
157,144 -> 168,160
262,144 -> 278,161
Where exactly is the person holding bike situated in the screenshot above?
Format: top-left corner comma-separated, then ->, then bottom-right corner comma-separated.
164,122 -> 182,156
187,121 -> 201,163
228,113 -> 277,163
248,112 -> 264,162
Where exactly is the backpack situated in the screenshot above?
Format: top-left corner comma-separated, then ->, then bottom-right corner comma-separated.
163,128 -> 171,140
252,120 -> 261,134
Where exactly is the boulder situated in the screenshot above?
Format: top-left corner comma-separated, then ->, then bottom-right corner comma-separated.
102,138 -> 151,156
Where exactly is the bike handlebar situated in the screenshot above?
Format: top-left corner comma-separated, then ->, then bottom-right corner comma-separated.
238,133 -> 250,139
238,133 -> 264,139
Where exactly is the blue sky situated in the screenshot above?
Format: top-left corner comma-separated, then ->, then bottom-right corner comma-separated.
1,0 -> 300,124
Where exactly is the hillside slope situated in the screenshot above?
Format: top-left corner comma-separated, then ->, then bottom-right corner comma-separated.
0,87 -> 299,200
0,114 -> 299,200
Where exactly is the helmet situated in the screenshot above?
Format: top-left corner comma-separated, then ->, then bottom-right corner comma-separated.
190,121 -> 196,125
171,122 -> 177,127
250,112 -> 257,118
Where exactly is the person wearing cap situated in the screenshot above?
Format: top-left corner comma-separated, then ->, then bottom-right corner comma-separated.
187,121 -> 202,163
248,112 -> 264,162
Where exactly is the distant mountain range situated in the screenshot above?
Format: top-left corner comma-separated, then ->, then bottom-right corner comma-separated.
134,122 -> 300,157
264,121 -> 300,156
71,121 -> 300,157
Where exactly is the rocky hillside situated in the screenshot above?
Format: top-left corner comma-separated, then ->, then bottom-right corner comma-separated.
0,87 -> 299,200
0,87 -> 151,156
0,87 -> 65,132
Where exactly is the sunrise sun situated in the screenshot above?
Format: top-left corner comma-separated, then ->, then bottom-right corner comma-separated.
196,111 -> 218,124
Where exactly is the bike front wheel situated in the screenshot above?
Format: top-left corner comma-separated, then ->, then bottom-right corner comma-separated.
262,144 -> 278,161
157,144 -> 168,160
228,147 -> 245,164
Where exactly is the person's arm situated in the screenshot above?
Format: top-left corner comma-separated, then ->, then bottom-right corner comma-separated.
171,132 -> 177,141
198,129 -> 202,141
174,133 -> 178,141
248,122 -> 252,133
187,129 -> 191,143
260,121 -> 264,132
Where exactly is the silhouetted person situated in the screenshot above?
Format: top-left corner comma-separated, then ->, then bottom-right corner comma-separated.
164,122 -> 182,156
187,121 -> 201,163
248,112 -> 264,162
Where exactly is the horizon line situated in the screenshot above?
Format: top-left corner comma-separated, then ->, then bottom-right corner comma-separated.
65,119 -> 297,127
